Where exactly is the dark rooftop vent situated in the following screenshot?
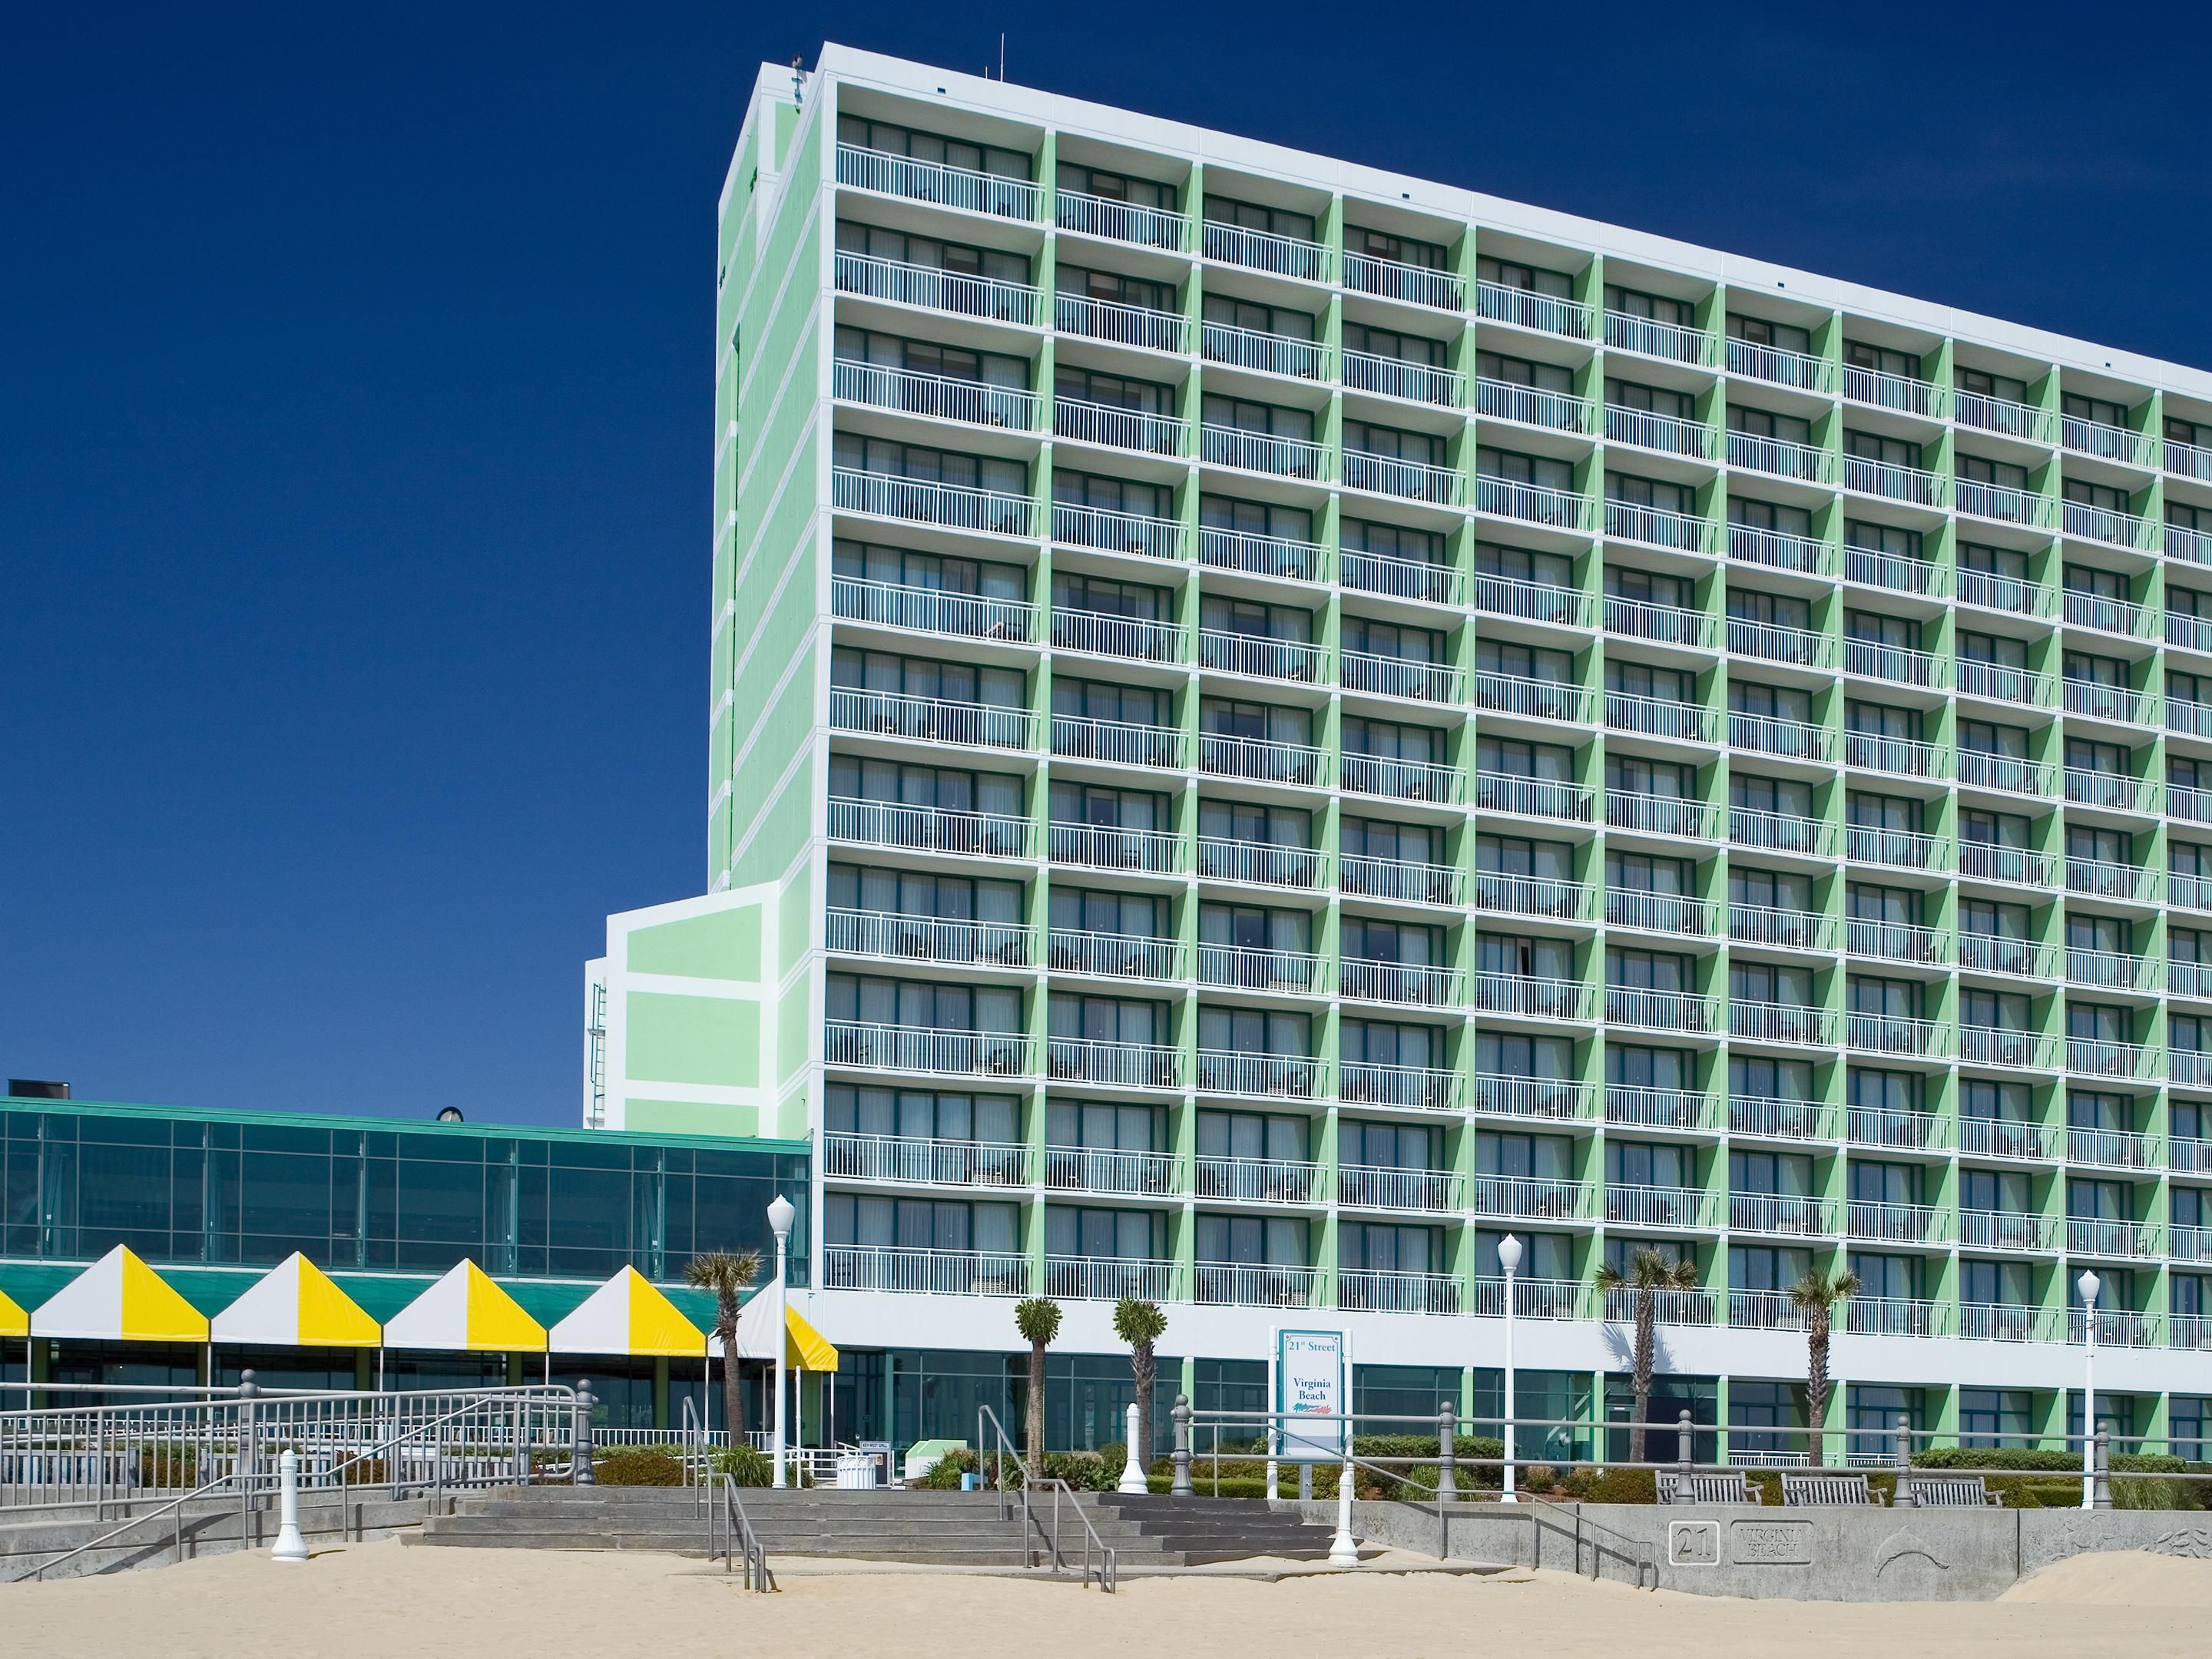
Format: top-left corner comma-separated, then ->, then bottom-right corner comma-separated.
9,1079 -> 70,1099
436,1106 -> 465,1122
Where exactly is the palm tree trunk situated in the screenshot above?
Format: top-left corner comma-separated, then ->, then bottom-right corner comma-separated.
1805,1308 -> 1830,1466
1027,1340 -> 1047,1470
721,1326 -> 747,1446
1629,1291 -> 1656,1465
1133,1343 -> 1155,1463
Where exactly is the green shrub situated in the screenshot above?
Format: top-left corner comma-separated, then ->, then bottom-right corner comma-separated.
1906,1447 -> 2200,1509
593,1448 -> 684,1487
1522,1464 -> 1557,1495
1560,1467 -> 1657,1504
710,1445 -> 773,1488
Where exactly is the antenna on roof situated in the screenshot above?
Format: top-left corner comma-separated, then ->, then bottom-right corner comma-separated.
999,34 -> 1006,81
791,55 -> 804,108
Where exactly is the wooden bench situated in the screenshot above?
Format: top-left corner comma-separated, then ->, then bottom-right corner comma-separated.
1657,1470 -> 1762,1505
1781,1472 -> 1880,1506
1901,1474 -> 2002,1508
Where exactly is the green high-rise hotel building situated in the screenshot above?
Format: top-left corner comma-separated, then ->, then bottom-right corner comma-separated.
584,42 -> 2212,1457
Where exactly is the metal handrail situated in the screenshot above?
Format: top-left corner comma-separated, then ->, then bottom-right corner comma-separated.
977,1404 -> 1115,1591
706,1472 -> 775,1591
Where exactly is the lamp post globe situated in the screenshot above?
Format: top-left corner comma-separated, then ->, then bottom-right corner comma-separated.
1498,1234 -> 1521,1504
2078,1269 -> 2101,1511
769,1194 -> 795,1487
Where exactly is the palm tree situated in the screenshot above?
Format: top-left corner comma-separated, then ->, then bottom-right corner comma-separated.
685,1249 -> 762,1446
1112,1298 -> 1169,1464
1789,1268 -> 1859,1466
1013,1296 -> 1061,1470
1594,1247 -> 1700,1462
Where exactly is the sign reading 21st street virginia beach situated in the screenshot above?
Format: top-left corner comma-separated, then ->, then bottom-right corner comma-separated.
1277,1329 -> 1347,1462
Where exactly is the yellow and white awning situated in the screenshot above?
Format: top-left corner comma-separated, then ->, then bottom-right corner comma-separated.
31,1247 -> 209,1343
382,1261 -> 546,1353
714,1279 -> 839,1371
0,1286 -> 26,1339
209,1253 -> 382,1349
548,1267 -> 706,1357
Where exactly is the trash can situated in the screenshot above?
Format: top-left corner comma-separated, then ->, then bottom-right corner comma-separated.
836,1452 -> 879,1490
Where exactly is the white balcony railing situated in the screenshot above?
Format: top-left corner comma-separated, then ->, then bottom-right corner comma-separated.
1471,972 -> 1593,1022
2064,501 -> 2158,551
1846,1200 -> 1948,1244
1847,1105 -> 1948,1151
830,796 -> 1036,860
1473,280 -> 1593,339
1343,449 -> 1464,505
1048,1035 -> 1184,1090
827,908 -> 1035,969
1730,1002 -> 1836,1045
1955,389 -> 2054,442
1352,855 -> 1469,907
824,1244 -> 1029,1296
1955,657 -> 2048,707
1053,500 -> 1186,561
1729,711 -> 1833,762
1957,567 -> 2048,616
1844,545 -> 1942,594
1605,1084 -> 1710,1129
1734,902 -> 1834,952
1197,942 -> 1326,995
1606,404 -> 1710,459
1200,219 -> 1330,281
1845,454 -> 1944,507
1845,640 -> 1944,688
1197,836 -> 1324,889
1052,396 -> 1188,457
1345,1061 -> 1465,1113
1197,628 -> 1326,684
1727,430 -> 1832,482
1194,1262 -> 1321,1308
1197,730 -> 1327,787
1726,337 -> 1836,392
823,1132 -> 1029,1189
1200,422 -> 1330,480
1475,474 -> 1594,529
1194,1154 -> 1321,1205
1055,189 -> 1187,250
1476,377 -> 1593,433
1045,1146 -> 1179,1197
1959,1303 -> 2059,1343
833,574 -> 1036,644
1052,714 -> 1188,770
1846,1297 -> 1948,1337
1605,499 -> 1717,553
1195,1050 -> 1327,1100
1955,478 -> 2053,528
1342,957 -> 1464,1007
1471,1075 -> 1594,1121
833,359 -> 1039,430
1338,1270 -> 1462,1314
1729,1193 -> 1835,1237
1343,651 -> 1459,707
1606,691 -> 1716,743
1605,1184 -> 1714,1230
1338,1164 -> 1462,1213
1846,825 -> 1945,871
1846,731 -> 1947,779
1343,753 -> 1462,804
1604,594 -> 1715,648
1843,363 -> 1944,418
1053,606 -> 1185,664
2065,1038 -> 2159,1082
1602,1286 -> 1717,1326
1956,749 -> 2051,796
1052,290 -> 1190,352
834,467 -> 1036,537
1473,671 -> 1593,723
1957,1118 -> 2056,1161
1729,1095 -> 1836,1140
1729,525 -> 1830,575
1845,1012 -> 1952,1059
1606,887 -> 1717,936
1727,618 -> 1830,668
1603,311 -> 1713,365
1605,986 -> 1721,1035
1846,918 -> 1943,965
2065,1218 -> 2159,1259
836,143 -> 1039,220
1957,1209 -> 2057,1252
1343,252 -> 1465,311
1343,349 -> 1464,407
2066,1125 -> 2157,1170
1475,573 -> 1591,628
1733,806 -> 1835,857
1050,821 -> 1181,876
830,687 -> 1036,751
1045,1257 -> 1174,1303
1959,1025 -> 2059,1070
1343,548 -> 1464,605
2062,414 -> 2158,469
835,249 -> 1042,324
1198,524 -> 1324,581
1048,929 -> 1183,982
1470,869 -> 1583,919
825,1021 -> 1035,1078
1479,770 -> 1595,822
1957,840 -> 2049,887
1200,320 -> 1330,381
1472,1174 -> 1589,1220
2066,945 -> 2157,992
1608,791 -> 1722,839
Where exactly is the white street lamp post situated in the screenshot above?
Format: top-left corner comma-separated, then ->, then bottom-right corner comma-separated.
1498,1234 -> 1522,1504
2078,1268 -> 2099,1512
769,1194 -> 796,1489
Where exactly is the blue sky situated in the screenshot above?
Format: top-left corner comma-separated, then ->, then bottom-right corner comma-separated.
6,4 -> 2210,1126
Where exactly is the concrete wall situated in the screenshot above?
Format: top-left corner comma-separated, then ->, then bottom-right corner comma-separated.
1302,1498 -> 2212,1601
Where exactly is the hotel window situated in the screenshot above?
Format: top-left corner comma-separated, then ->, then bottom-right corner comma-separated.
1346,322 -> 1449,367
840,116 -> 1031,181
1055,364 -> 1176,417
1200,493 -> 1310,541
1727,313 -> 1812,355
1202,195 -> 1316,241
1844,340 -> 1921,379
1348,226 -> 1448,269
827,1086 -> 1021,1146
1956,366 -> 2028,403
1728,404 -> 1813,445
1479,445 -> 1575,491
1958,1389 -> 2034,1449
1055,263 -> 1176,312
1201,292 -> 1315,341
1478,349 -> 1573,393
1058,469 -> 1174,518
1729,496 -> 1814,536
836,220 -> 1032,286
1604,284 -> 1695,327
1478,257 -> 1571,296
1056,164 -> 1175,211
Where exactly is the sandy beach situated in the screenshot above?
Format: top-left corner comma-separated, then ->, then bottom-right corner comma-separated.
7,1541 -> 2210,1659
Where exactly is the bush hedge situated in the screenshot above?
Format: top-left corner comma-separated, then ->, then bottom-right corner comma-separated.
592,1447 -> 684,1487
710,1445 -> 774,1487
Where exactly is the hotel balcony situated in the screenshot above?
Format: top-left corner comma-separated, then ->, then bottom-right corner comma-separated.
1845,918 -> 1945,967
2172,1224 -> 2212,1264
1730,1001 -> 1836,1046
1198,942 -> 1328,995
1343,349 -> 1465,408
1958,1025 -> 2061,1071
1045,1146 -> 1179,1198
1846,825 -> 1946,873
1054,605 -> 1186,664
2062,677 -> 2156,727
1200,320 -> 1330,381
1605,499 -> 1718,555
1956,841 -> 2050,888
1048,929 -> 1184,983
1338,1164 -> 1462,1214
1473,280 -> 1592,339
1845,1200 -> 1949,1246
1343,848 -> 1469,908
1728,1192 -> 1836,1238
1474,571 -> 1594,629
1727,431 -> 1833,484
835,249 -> 1042,326
833,574 -> 1038,644
1197,730 -> 1328,788
1727,617 -> 1833,670
1728,1095 -> 1839,1141
1475,377 -> 1594,435
1955,749 -> 2052,798
1955,389 -> 2055,443
1469,868 -> 1587,920
835,142 -> 1040,221
1052,396 -> 1188,458
1959,1303 -> 2061,1343
1045,1257 -> 1174,1303
823,1131 -> 1030,1189
1471,972 -> 1595,1022
1845,732 -> 1946,780
2061,415 -> 2159,469
1343,753 -> 1462,805
1343,650 -> 1460,705
1343,252 -> 1465,312
1200,219 -> 1330,282
1471,1075 -> 1594,1121
834,359 -> 1041,432
1194,1154 -> 1321,1205
1727,1290 -> 1808,1331
1480,770 -> 1595,823
1473,1173 -> 1591,1222
1473,671 -> 1594,724
2065,856 -> 2160,906
1845,1297 -> 1950,1338
1606,405 -> 1710,460
1845,640 -> 1945,690
826,1020 -> 1035,1079
2062,500 -> 2159,552
1055,189 -> 1188,251
1725,337 -> 1836,393
1955,478 -> 2056,529
1606,691 -> 1717,744
1476,474 -> 1595,530
1846,1105 -> 1950,1153
1604,985 -> 1723,1036
830,687 -> 1037,753
1194,1050 -> 1328,1101
1198,836 -> 1326,890
1602,310 -> 1714,366
1843,363 -> 1945,419
1198,523 -> 1324,581
823,1243 -> 1030,1297
1053,714 -> 1188,770
1055,499 -> 1187,561
1053,290 -> 1191,353
2065,945 -> 2159,995
2065,1039 -> 2159,1084
1954,657 -> 2050,708
1345,1061 -> 1465,1113
1342,957 -> 1464,1008
2173,525 -> 2212,570
2175,1135 -> 2212,1175
1606,887 -> 1719,938
1197,628 -> 1326,685
1605,594 -> 1717,650
1730,711 -> 1833,763
1338,1270 -> 1462,1314
1048,1035 -> 1185,1091
1051,821 -> 1181,877
2172,611 -> 2212,657
2065,1125 -> 2160,1171
1604,1084 -> 1716,1131
1844,454 -> 1945,508
1200,422 -> 1330,481
2067,1309 -> 2164,1349
1729,524 -> 1831,576
1343,546 -> 1465,605
1343,449 -> 1464,506
1956,1117 -> 2058,1160
2066,1218 -> 2161,1260
834,466 -> 1037,537
1957,1209 -> 2058,1252
1734,806 -> 1837,859
826,908 -> 1035,969
1843,545 -> 1942,595
1608,790 -> 1722,839
1194,1262 -> 1321,1308
1602,1286 -> 1716,1327
829,796 -> 1035,860
1845,1012 -> 1953,1061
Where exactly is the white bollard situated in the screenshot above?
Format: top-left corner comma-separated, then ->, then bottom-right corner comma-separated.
1118,1402 -> 1148,1494
271,1449 -> 309,1563
1326,1457 -> 1359,1567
